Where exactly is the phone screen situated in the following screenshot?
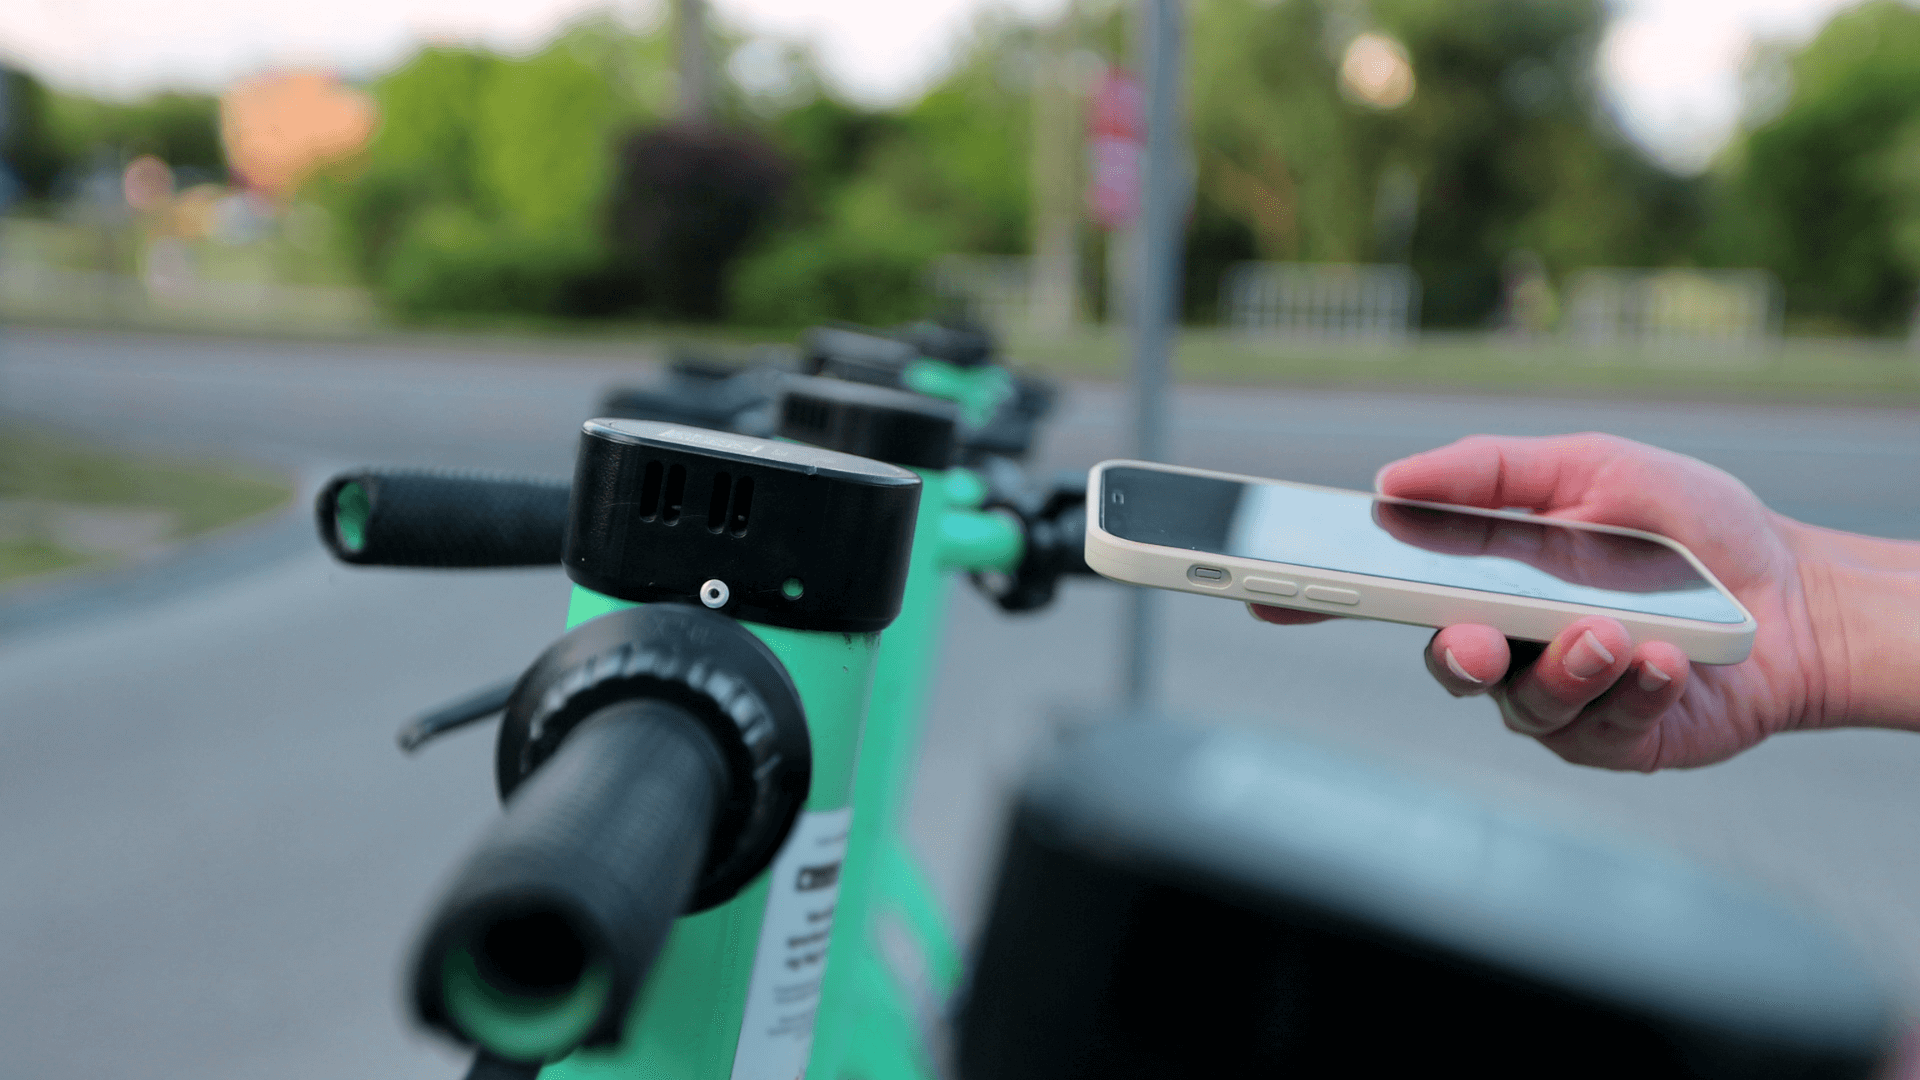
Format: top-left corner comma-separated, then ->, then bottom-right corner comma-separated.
1099,465 -> 1746,624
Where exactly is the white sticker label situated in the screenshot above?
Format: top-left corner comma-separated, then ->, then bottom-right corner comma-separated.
730,807 -> 852,1080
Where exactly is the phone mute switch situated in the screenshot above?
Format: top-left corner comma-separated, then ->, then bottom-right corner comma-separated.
1303,585 -> 1361,606
1243,576 -> 1299,597
1188,565 -> 1230,586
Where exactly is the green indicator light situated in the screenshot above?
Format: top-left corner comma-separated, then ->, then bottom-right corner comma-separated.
781,577 -> 805,600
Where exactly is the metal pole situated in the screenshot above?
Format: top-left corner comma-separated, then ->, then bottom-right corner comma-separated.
675,0 -> 711,123
1123,0 -> 1184,714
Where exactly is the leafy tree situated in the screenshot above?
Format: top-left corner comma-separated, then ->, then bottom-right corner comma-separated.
1188,0 -> 1699,326
608,123 -> 792,319
474,45 -> 622,237
0,76 -> 225,200
313,18 -> 670,317
885,22 -> 1036,256
317,47 -> 500,282
1715,0 -> 1920,331
729,13 -> 1035,326
48,91 -> 225,175
0,67 -> 63,199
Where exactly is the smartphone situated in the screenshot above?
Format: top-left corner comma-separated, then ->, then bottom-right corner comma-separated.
1084,460 -> 1755,664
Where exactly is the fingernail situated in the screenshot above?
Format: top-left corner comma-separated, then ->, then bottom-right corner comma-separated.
1636,660 -> 1672,693
1247,602 -> 1267,623
1373,464 -> 1392,492
1443,648 -> 1482,685
1564,630 -> 1616,680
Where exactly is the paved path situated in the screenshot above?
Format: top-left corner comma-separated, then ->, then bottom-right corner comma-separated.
3,327 -> 1918,1077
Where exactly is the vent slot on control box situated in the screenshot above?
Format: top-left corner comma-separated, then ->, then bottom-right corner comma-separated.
638,460 -> 664,520
707,472 -> 731,534
729,477 -> 754,537
662,464 -> 686,525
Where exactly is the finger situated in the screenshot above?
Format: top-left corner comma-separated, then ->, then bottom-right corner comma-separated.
1493,616 -> 1634,737
1538,641 -> 1691,769
1422,624 -> 1509,696
1375,433 -> 1627,511
1248,603 -> 1336,625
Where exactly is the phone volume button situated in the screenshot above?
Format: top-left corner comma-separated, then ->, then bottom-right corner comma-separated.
1302,585 -> 1360,606
1243,576 -> 1299,597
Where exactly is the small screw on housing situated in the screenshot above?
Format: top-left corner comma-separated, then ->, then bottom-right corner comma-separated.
700,579 -> 731,609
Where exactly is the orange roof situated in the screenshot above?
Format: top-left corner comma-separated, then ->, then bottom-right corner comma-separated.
220,72 -> 377,197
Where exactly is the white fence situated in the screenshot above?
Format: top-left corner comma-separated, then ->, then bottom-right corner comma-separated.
1220,262 -> 1420,342
1562,268 -> 1781,346
0,255 -> 372,327
0,220 -> 373,329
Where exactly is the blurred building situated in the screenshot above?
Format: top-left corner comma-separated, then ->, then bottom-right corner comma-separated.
219,73 -> 376,199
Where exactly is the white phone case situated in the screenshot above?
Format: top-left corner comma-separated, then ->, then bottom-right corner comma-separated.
1083,460 -> 1756,665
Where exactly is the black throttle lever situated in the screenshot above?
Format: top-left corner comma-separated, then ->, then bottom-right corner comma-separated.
972,463 -> 1098,613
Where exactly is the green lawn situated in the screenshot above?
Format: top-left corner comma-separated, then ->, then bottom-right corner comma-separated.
0,428 -> 292,586
0,538 -> 90,582
1001,329 -> 1920,405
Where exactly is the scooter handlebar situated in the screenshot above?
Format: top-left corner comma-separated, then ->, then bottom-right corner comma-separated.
977,471 -> 1098,612
316,469 -> 570,568
411,698 -> 726,1065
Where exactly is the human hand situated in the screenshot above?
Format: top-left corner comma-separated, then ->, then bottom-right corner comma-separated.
1252,433 -> 1868,771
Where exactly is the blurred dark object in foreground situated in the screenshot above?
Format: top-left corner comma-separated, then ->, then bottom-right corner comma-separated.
959,720 -> 1895,1080
595,321 -> 1057,464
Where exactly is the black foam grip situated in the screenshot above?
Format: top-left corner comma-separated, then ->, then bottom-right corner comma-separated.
1053,504 -> 1095,576
316,469 -> 570,568
466,1053 -> 541,1080
984,485 -> 1098,612
413,699 -> 727,1054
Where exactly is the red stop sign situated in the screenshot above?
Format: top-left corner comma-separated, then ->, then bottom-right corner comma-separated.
1087,68 -> 1143,231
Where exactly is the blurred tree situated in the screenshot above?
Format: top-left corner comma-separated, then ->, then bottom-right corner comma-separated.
885,21 -> 1036,256
729,13 -> 1034,326
607,123 -> 791,318
769,95 -> 903,210
0,67 -> 63,200
1378,0 -> 1701,325
380,205 -> 600,318
0,79 -> 226,200
312,18 -> 674,318
474,46 -> 621,237
313,47 -> 500,285
1188,0 -> 1699,326
48,91 -> 226,176
1715,0 -> 1920,331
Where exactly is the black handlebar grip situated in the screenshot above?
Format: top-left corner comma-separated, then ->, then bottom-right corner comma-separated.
411,699 -> 727,1065
316,469 -> 571,567
1053,503 -> 1094,576
981,478 -> 1097,612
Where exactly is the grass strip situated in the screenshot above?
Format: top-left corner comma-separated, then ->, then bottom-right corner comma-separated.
0,427 -> 292,585
1003,330 -> 1920,405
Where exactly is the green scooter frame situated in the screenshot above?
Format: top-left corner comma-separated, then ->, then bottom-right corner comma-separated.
902,357 -> 1015,429
774,378 -> 1028,1080
393,419 -> 923,1080
809,466 -> 1020,1080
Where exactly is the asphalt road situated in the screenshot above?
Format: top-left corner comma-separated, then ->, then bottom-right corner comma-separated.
3,326 -> 1919,1078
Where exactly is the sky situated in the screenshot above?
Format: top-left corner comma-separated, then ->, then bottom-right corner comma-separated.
0,0 -> 1879,174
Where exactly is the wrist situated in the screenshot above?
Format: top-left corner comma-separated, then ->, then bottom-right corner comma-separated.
1789,519 -> 1920,732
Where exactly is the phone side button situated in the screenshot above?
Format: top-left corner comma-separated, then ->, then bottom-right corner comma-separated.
1243,576 -> 1299,597
1302,585 -> 1361,606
